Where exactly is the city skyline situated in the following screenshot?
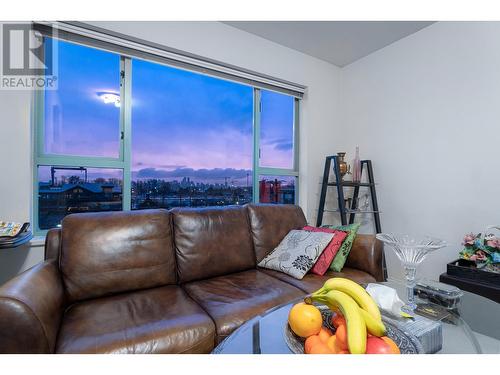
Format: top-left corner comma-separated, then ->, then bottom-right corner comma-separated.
38,166 -> 255,186
37,170 -> 296,229
38,167 -> 296,189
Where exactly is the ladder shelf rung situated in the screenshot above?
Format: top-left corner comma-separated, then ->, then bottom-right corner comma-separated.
324,209 -> 381,214
327,182 -> 374,187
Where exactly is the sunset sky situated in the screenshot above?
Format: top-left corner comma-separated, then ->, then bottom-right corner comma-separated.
41,39 -> 294,184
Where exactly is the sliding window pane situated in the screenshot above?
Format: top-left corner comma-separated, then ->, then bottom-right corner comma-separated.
44,39 -> 121,158
131,59 -> 253,209
259,90 -> 295,169
38,166 -> 123,229
258,175 -> 296,204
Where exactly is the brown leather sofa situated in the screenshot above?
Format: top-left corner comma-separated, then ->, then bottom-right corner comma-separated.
0,204 -> 384,354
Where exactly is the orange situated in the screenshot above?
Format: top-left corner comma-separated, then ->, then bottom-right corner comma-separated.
309,343 -> 333,354
318,327 -> 333,343
326,335 -> 347,354
288,303 -> 322,338
326,335 -> 338,353
335,323 -> 348,351
304,335 -> 322,354
381,336 -> 401,354
331,314 -> 346,328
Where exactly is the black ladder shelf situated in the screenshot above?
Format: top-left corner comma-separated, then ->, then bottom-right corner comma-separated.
316,155 -> 386,279
316,155 -> 381,231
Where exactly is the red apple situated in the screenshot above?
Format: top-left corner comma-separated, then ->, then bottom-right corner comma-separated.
365,336 -> 392,354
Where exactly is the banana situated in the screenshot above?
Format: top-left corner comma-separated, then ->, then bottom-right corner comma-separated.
359,308 -> 386,337
312,278 -> 382,322
311,290 -> 367,354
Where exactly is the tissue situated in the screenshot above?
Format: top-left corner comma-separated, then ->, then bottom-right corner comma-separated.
366,283 -> 406,317
365,283 -> 443,353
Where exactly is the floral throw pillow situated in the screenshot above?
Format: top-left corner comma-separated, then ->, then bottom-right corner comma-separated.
303,226 -> 349,276
257,229 -> 334,279
324,223 -> 361,272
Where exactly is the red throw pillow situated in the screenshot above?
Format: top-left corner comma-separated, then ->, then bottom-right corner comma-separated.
303,226 -> 348,276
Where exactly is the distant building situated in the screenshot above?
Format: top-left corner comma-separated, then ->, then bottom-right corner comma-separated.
259,178 -> 295,204
38,182 -> 122,229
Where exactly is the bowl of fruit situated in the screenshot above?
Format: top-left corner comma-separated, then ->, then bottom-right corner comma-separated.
285,278 -> 423,354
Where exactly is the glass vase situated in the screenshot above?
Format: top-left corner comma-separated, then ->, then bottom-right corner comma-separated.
376,233 -> 447,312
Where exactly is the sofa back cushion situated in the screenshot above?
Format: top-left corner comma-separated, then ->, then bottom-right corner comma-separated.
246,204 -> 308,262
172,206 -> 256,283
60,209 -> 176,302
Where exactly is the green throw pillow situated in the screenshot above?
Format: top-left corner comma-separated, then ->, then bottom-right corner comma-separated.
323,222 -> 361,272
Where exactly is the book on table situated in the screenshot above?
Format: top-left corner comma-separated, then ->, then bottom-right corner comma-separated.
0,221 -> 30,238
0,222 -> 32,249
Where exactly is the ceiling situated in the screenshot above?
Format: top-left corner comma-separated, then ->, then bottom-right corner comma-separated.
223,21 -> 434,67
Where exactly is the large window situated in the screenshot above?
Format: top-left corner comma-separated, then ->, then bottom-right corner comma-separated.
34,37 -> 299,233
131,59 -> 254,209
35,39 -> 126,232
259,90 -> 295,169
43,39 -> 122,158
256,89 -> 298,204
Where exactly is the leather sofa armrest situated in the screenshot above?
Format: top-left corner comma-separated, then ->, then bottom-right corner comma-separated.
44,228 -> 61,261
344,234 -> 385,282
0,260 -> 65,353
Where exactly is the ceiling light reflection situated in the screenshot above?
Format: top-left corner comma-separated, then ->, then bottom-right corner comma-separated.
97,92 -> 121,107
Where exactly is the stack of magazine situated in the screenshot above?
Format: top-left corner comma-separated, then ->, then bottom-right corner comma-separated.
0,221 -> 32,249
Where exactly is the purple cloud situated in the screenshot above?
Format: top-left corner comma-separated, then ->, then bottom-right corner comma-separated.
134,167 -> 252,181
274,141 -> 293,151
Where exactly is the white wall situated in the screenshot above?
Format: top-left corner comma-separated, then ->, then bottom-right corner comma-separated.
0,21 -> 342,282
0,89 -> 32,223
340,21 -> 500,281
0,86 -> 45,283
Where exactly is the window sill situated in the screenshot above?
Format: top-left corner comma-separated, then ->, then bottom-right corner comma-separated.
30,236 -> 46,247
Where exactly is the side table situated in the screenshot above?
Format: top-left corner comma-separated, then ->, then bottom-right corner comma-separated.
439,272 -> 500,303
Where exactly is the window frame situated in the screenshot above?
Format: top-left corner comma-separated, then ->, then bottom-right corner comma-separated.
252,88 -> 300,204
33,37 -> 299,236
33,42 -> 133,235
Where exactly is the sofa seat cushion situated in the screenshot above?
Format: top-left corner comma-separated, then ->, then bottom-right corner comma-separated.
182,269 -> 304,342
261,268 -> 376,293
55,286 -> 215,354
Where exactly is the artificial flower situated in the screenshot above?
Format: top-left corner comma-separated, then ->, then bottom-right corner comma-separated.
484,233 -> 496,241
475,250 -> 488,261
463,233 -> 475,246
460,230 -> 500,268
474,238 -> 485,250
486,238 -> 499,248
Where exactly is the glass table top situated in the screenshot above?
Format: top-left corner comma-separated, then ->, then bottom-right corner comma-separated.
213,280 -> 500,354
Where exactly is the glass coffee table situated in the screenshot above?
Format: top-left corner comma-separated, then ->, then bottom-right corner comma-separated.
213,280 -> 500,354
